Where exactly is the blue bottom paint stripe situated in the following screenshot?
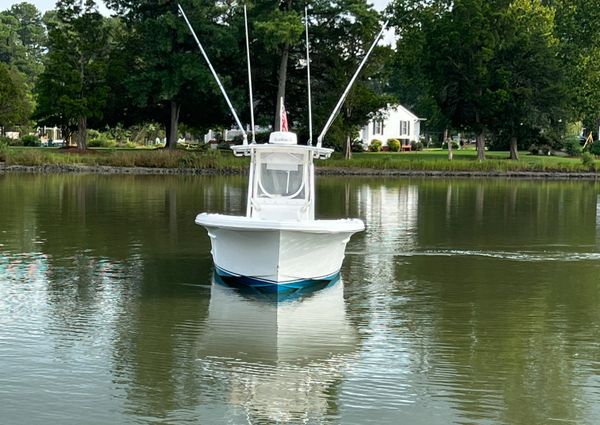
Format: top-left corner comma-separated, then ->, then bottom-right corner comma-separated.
214,266 -> 340,293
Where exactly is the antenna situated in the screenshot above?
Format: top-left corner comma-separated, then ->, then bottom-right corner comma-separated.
316,20 -> 388,148
244,5 -> 255,143
305,6 -> 313,146
178,4 -> 248,145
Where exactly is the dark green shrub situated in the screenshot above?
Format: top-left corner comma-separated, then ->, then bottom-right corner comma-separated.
387,139 -> 400,152
563,137 -> 581,157
88,130 -> 117,148
351,139 -> 366,152
0,138 -> 8,161
529,144 -> 551,156
589,141 -> 600,156
581,152 -> 595,170
528,144 -> 539,155
441,141 -> 459,150
369,139 -> 382,152
6,137 -> 23,146
411,141 -> 424,151
21,134 -> 41,147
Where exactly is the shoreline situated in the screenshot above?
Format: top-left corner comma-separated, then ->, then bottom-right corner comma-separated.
2,162 -> 600,180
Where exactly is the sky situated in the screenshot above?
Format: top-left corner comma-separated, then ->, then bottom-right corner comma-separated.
4,0 -> 389,15
3,0 -> 394,44
3,0 -> 111,14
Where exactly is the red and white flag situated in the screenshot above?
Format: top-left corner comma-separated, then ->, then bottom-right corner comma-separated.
280,98 -> 288,132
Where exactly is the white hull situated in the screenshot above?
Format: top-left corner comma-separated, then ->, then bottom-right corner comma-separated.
196,213 -> 364,285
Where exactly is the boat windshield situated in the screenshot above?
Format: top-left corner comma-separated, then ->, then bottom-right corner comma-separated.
257,152 -> 306,198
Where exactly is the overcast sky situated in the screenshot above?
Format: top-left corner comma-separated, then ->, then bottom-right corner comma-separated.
3,1 -> 110,14
3,0 -> 394,43
5,0 -> 389,15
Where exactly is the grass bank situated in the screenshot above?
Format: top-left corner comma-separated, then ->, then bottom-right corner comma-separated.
0,146 -> 248,171
325,149 -> 599,173
1,146 -> 599,175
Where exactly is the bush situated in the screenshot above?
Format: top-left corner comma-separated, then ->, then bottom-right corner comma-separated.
21,134 -> 41,147
529,143 -> 551,156
411,141 -> 424,151
589,140 -> 600,156
562,137 -> 581,157
369,139 -> 382,152
6,137 -> 23,146
351,139 -> 366,152
387,139 -> 400,152
0,138 -> 8,161
441,141 -> 459,150
581,152 -> 595,170
88,130 -> 117,148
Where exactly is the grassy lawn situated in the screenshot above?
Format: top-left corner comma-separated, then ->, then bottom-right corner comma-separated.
1,145 -> 598,173
324,147 -> 597,172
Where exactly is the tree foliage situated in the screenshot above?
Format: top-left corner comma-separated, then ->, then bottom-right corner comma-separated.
552,0 -> 600,135
388,0 -> 575,159
104,0 -> 239,149
35,0 -> 110,149
488,0 -> 568,159
0,61 -> 32,129
1,0 -> 598,155
0,2 -> 46,84
269,0 -> 391,149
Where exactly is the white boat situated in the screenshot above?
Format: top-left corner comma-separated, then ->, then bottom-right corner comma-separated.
195,132 -> 364,289
179,5 -> 386,290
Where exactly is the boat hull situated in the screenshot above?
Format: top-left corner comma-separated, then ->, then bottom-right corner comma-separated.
196,213 -> 364,289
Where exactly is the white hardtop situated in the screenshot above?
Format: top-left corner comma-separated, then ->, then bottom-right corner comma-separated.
231,132 -> 333,159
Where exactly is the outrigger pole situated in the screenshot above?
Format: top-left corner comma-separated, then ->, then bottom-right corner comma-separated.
316,20 -> 388,148
178,4 -> 248,145
244,5 -> 256,143
305,6 -> 313,146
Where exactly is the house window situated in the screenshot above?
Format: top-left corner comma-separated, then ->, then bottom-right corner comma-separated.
373,120 -> 384,135
399,120 -> 411,136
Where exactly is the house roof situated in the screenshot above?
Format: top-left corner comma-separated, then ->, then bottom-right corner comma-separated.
370,104 -> 425,122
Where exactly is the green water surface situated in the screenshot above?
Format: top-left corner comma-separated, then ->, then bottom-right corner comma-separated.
1,173 -> 599,424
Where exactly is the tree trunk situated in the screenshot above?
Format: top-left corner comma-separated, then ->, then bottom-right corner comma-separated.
166,100 -> 180,150
476,129 -> 485,161
509,136 -> 519,160
445,128 -> 452,161
344,135 -> 352,160
274,42 -> 290,131
76,115 -> 87,150
61,125 -> 72,148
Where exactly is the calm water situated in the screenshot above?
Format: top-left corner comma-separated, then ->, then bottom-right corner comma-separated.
1,173 -> 599,425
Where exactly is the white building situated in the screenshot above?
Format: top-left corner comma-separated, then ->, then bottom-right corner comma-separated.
359,104 -> 425,150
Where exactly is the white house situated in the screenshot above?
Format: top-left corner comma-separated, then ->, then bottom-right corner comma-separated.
359,104 -> 425,150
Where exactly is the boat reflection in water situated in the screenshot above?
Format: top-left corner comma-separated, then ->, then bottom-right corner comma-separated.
197,274 -> 359,423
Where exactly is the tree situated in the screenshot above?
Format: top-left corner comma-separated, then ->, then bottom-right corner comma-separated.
425,0 -> 504,161
488,0 -> 568,160
1,2 -> 46,85
252,0 -> 304,131
35,0 -> 110,150
388,0 -> 452,155
104,0 -> 238,149
282,0 -> 391,152
553,0 -> 600,139
0,62 -> 32,130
